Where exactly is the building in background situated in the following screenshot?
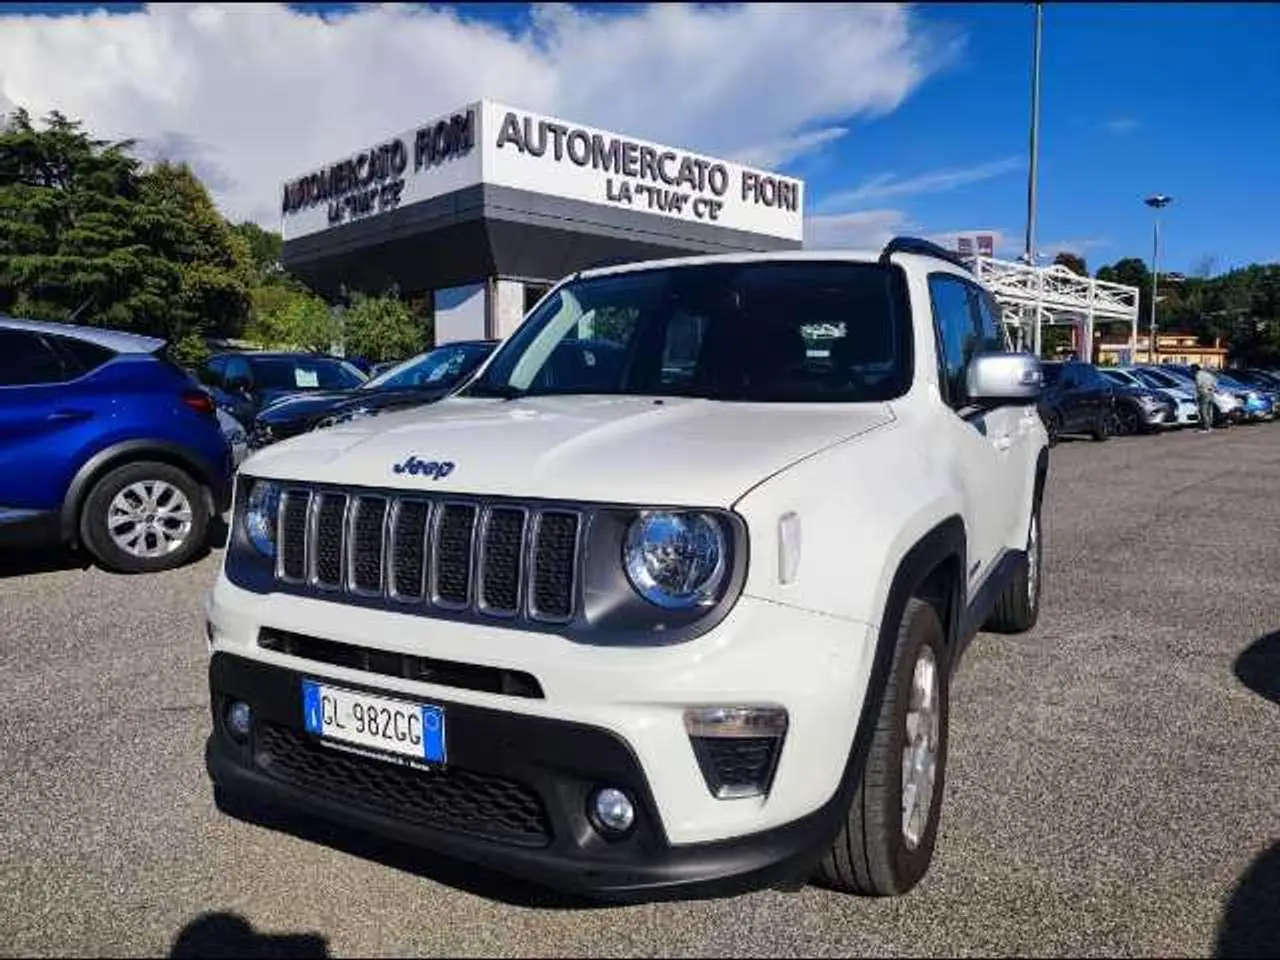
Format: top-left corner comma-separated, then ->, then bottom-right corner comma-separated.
1095,332 -> 1228,367
279,100 -> 805,346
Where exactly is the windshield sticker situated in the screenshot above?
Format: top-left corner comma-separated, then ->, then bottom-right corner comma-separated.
295,369 -> 320,388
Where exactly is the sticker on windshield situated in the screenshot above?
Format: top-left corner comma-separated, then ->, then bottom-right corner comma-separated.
295,369 -> 320,388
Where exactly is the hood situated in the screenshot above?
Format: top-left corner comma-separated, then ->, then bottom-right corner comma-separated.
243,394 -> 896,507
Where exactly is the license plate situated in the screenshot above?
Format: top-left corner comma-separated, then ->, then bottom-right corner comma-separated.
301,680 -> 446,766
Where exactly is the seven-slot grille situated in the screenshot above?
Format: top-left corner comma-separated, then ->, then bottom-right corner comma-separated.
273,488 -> 581,623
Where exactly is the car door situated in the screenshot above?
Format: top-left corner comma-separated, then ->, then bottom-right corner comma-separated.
0,329 -> 100,512
1057,363 -> 1091,431
927,273 -> 1018,594
970,282 -> 1036,543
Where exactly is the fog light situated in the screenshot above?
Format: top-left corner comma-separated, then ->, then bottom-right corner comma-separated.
590,787 -> 635,836
226,700 -> 252,741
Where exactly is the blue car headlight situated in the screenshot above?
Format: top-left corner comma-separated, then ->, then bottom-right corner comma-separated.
245,479 -> 283,557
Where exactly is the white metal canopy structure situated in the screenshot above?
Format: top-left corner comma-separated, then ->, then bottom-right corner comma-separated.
967,255 -> 1141,360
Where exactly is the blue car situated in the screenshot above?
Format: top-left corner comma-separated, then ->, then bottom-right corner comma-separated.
0,317 -> 234,573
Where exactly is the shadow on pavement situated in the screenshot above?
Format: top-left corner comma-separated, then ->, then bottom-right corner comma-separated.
1216,841 -> 1280,959
0,546 -> 90,579
169,912 -> 329,958
214,788 -> 616,912
1234,631 -> 1280,705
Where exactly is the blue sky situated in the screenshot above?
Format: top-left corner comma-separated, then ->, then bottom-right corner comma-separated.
2,2 -> 1277,275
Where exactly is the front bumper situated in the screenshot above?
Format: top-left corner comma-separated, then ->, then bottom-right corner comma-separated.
206,652 -> 849,901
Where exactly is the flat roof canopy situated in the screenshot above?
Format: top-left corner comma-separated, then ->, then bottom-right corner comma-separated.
279,100 -> 805,298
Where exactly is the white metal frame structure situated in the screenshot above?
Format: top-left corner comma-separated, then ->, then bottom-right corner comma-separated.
968,256 -> 1141,361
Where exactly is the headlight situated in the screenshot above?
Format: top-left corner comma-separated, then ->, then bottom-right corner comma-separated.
1138,394 -> 1161,409
623,511 -> 728,609
245,479 -> 282,557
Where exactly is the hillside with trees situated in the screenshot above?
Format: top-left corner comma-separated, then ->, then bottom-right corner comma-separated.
0,108 -> 429,367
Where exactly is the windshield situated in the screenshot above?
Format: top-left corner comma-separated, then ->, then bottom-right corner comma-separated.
250,356 -> 367,390
1040,364 -> 1063,385
1143,367 -> 1188,387
1100,369 -> 1133,386
464,260 -> 912,403
1131,369 -> 1172,390
363,344 -> 492,391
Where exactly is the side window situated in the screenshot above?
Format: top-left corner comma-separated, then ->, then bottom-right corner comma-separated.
971,287 -> 1009,353
49,335 -> 116,377
0,330 -> 73,387
927,274 -> 981,407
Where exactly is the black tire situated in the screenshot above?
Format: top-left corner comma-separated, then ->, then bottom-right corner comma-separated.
1091,407 -> 1112,442
78,460 -> 211,574
1115,404 -> 1140,436
1043,410 -> 1062,447
817,597 -> 950,897
985,505 -> 1043,634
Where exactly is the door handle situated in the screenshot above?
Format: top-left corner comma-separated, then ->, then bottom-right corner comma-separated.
993,434 -> 1012,452
47,409 -> 92,422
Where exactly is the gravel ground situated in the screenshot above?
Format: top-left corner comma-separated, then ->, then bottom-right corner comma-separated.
1,425 -> 1277,958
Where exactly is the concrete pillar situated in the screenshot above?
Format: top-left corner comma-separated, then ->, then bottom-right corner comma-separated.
433,284 -> 486,345
490,278 -> 526,341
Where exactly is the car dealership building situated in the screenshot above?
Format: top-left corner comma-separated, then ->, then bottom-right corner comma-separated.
279,100 -> 806,346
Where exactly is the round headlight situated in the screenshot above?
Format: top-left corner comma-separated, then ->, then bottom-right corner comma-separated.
245,480 -> 282,557
623,511 -> 728,609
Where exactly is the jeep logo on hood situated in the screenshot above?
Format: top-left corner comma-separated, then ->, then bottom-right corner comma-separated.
393,456 -> 455,480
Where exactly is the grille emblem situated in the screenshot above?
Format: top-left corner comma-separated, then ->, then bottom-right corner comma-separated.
393,456 -> 456,480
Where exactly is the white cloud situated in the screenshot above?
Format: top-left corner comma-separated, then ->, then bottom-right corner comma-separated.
804,209 -> 909,249
0,2 -> 958,227
1102,118 -> 1139,134
1039,237 -> 1110,257
817,155 -> 1022,211
730,126 -> 851,171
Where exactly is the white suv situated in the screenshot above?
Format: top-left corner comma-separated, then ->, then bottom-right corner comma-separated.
204,238 -> 1048,901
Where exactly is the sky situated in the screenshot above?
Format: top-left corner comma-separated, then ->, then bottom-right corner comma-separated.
0,2 -> 1276,275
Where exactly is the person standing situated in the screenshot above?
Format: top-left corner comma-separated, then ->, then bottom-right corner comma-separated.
1192,364 -> 1217,432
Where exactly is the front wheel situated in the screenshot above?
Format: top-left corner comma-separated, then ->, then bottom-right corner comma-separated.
79,460 -> 211,573
1091,408 -> 1113,442
1115,404 -> 1140,436
817,597 -> 950,897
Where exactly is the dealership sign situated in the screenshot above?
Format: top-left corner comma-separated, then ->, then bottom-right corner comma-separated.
279,100 -> 804,242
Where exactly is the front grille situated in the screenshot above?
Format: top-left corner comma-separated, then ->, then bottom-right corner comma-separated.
275,487 -> 582,623
255,722 -> 550,847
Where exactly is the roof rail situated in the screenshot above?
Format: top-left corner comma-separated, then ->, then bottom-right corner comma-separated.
878,236 -> 972,271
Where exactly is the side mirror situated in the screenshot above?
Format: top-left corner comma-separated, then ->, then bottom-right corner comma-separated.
967,352 -> 1043,405
225,376 -> 252,395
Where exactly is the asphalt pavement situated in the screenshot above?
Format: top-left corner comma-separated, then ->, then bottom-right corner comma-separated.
1,424 -> 1277,958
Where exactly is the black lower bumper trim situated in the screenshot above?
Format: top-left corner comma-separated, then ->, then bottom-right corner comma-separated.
206,653 -> 844,902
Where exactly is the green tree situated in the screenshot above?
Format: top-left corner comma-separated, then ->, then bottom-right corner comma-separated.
230,219 -> 284,282
0,108 -> 253,344
1052,251 -> 1088,276
340,290 -> 424,362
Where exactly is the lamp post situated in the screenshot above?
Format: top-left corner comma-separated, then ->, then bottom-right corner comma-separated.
1022,2 -> 1044,356
1144,194 -> 1173,363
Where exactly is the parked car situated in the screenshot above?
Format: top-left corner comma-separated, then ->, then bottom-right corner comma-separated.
1132,365 -> 1242,427
206,237 -> 1049,901
1161,365 -> 1275,422
0,317 -> 233,572
215,408 -> 250,467
1099,367 -> 1198,428
198,351 -> 368,427
1089,367 -> 1178,434
248,340 -> 498,448
1225,368 -> 1280,403
1038,360 -> 1119,442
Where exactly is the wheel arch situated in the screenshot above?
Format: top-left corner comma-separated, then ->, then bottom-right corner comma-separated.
60,440 -> 215,545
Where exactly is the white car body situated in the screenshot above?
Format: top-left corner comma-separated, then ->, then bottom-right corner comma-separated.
203,244 -> 1049,901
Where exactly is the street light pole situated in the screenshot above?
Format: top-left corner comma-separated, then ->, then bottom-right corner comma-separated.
1144,194 -> 1173,363
1024,2 -> 1043,354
